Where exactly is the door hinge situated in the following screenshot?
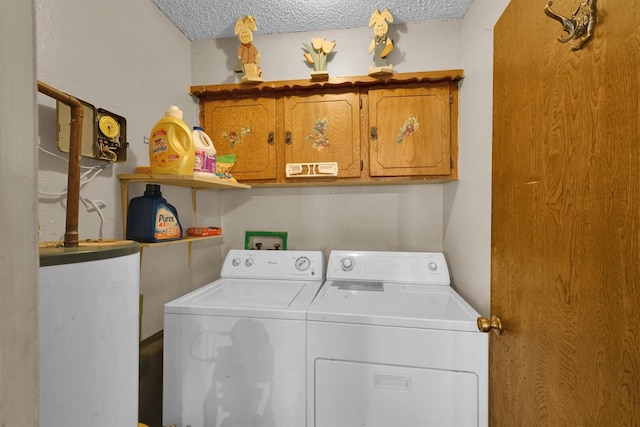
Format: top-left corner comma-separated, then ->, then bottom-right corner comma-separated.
449,94 -> 454,104
450,157 -> 455,168
360,98 -> 363,109
360,160 -> 364,171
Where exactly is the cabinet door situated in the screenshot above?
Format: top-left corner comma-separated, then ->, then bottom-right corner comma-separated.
202,97 -> 276,181
283,93 -> 361,178
369,85 -> 451,177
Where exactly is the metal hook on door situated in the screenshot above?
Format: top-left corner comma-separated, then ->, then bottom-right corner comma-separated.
544,0 -> 597,50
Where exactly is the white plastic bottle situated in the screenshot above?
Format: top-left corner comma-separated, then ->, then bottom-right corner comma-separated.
192,126 -> 217,175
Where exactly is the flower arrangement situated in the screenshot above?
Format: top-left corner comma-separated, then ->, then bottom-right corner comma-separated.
222,126 -> 252,147
397,115 -> 419,143
302,38 -> 336,72
306,117 -> 330,151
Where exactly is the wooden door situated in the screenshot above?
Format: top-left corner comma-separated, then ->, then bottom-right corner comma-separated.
202,97 -> 276,181
368,84 -> 452,177
491,0 -> 639,425
283,92 -> 361,178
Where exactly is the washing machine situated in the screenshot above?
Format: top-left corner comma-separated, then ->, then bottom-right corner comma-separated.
163,249 -> 324,427
306,250 -> 488,427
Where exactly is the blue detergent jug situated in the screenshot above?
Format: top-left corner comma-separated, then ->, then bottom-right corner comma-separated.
126,184 -> 182,243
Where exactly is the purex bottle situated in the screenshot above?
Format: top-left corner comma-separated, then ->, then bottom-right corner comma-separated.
126,184 -> 182,243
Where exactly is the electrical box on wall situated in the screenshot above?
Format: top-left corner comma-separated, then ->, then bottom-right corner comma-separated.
57,99 -> 128,163
244,231 -> 288,250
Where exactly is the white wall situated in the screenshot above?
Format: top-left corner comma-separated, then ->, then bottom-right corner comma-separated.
1,0 -> 39,425
192,21 -> 462,84
220,185 -> 443,255
36,0 -> 196,243
192,21 -> 463,264
193,5 -> 511,316
34,0 -> 201,339
3,1 -> 510,418
32,1 -> 509,337
443,0 -> 509,316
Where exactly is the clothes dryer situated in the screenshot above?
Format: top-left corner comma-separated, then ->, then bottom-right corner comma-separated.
306,250 -> 487,427
163,249 -> 323,427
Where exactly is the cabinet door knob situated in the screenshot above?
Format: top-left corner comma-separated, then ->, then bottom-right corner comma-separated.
370,126 -> 378,140
268,131 -> 274,145
285,131 -> 292,145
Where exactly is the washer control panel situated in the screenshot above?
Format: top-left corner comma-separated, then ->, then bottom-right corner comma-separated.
340,256 -> 355,271
222,249 -> 324,281
327,250 -> 450,285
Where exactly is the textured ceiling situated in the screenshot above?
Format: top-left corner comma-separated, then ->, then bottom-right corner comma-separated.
151,0 -> 473,40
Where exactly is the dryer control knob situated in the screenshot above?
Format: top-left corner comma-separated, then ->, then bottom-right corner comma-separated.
295,256 -> 310,271
232,257 -> 241,267
428,262 -> 438,271
245,258 -> 254,267
341,257 -> 354,271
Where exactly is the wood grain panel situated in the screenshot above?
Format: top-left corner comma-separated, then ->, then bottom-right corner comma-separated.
202,97 -> 276,181
369,85 -> 451,176
491,0 -> 640,425
283,93 -> 361,177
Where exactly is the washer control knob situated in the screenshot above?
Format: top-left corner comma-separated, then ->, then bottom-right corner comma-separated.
231,257 -> 241,267
428,262 -> 438,272
340,257 -> 355,271
245,258 -> 254,267
295,256 -> 310,272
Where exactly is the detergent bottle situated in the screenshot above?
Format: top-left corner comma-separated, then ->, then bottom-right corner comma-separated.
192,126 -> 217,175
126,184 -> 183,243
149,105 -> 195,175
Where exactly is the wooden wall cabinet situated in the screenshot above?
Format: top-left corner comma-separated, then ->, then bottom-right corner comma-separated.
368,84 -> 453,177
202,97 -> 276,181
283,92 -> 361,178
191,70 -> 462,186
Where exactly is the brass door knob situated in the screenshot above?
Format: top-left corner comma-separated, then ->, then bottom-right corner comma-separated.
477,315 -> 503,335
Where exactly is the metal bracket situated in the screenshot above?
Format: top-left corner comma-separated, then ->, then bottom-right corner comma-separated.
544,0 -> 597,50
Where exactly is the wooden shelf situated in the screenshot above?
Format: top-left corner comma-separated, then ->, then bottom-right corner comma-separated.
118,173 -> 250,247
189,70 -> 464,98
138,234 -> 222,248
117,173 -> 251,190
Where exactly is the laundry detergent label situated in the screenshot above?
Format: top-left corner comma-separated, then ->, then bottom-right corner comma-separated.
150,129 -> 169,157
154,207 -> 181,240
151,132 -> 179,168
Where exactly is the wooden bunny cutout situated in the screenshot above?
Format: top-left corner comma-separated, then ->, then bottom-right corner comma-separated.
368,8 -> 394,75
235,15 -> 263,83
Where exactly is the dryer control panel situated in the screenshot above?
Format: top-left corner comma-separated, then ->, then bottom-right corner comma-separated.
326,250 -> 450,285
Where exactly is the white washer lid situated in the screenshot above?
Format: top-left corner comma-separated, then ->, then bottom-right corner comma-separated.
307,281 -> 480,332
165,278 -> 322,320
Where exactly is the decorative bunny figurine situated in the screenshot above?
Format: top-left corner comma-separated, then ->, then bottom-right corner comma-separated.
368,8 -> 394,75
235,15 -> 263,82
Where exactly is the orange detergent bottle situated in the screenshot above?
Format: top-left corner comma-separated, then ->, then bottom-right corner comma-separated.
149,105 -> 195,175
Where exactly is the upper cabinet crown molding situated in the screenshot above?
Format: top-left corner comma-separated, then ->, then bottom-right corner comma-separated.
189,70 -> 464,98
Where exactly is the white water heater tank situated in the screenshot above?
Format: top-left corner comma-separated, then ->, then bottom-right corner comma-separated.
39,241 -> 140,427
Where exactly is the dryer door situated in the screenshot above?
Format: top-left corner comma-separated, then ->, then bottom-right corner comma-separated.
315,359 -> 478,427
